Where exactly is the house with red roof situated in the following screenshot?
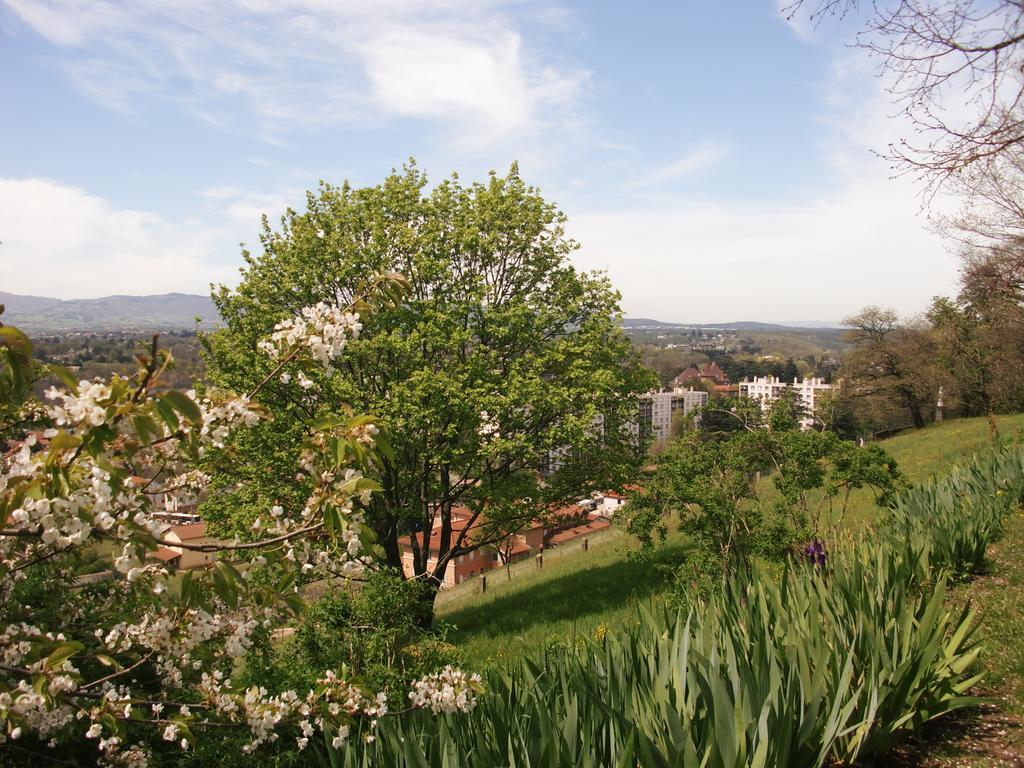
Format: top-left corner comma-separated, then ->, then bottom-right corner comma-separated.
397,495 -> 620,588
671,362 -> 735,396
397,506 -> 550,588
150,522 -> 220,570
671,366 -> 702,388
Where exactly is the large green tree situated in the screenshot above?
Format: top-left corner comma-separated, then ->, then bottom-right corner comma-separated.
203,163 -> 654,618
839,307 -> 942,431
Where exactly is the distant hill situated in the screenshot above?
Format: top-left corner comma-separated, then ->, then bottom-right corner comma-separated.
623,317 -> 844,332
0,296 -> 841,335
0,291 -> 220,332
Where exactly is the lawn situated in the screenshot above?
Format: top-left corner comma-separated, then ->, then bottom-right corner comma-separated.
436,523 -> 690,667
438,414 -> 1024,667
754,413 -> 1024,529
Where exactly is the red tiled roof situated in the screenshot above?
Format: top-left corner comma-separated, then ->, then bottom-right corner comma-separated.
548,519 -> 611,546
166,523 -> 207,540
449,505 -> 474,522
507,540 -> 534,557
673,367 -> 701,384
399,516 -> 484,553
602,490 -> 628,500
150,547 -> 181,563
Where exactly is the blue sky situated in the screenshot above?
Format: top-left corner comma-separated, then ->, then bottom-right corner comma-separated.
0,0 -> 960,322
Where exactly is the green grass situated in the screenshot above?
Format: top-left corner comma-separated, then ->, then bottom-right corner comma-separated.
753,413 -> 1024,530
436,525 -> 690,666
879,414 -> 1024,480
965,510 -> 1024,716
438,415 -> 1024,667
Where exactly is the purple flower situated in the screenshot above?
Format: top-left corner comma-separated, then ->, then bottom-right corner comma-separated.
804,539 -> 827,568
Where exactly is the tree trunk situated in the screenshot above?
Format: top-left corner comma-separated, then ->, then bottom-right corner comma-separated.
413,579 -> 440,630
378,508 -> 402,571
903,390 -> 926,429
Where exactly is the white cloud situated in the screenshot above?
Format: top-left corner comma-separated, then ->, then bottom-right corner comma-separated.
200,186 -> 301,224
569,33 -> 963,324
629,142 -> 731,188
570,172 -> 959,323
1,0 -> 588,145
0,178 -> 237,298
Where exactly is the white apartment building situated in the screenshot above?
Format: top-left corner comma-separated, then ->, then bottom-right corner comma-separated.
541,388 -> 708,473
638,387 -> 709,443
738,376 -> 833,430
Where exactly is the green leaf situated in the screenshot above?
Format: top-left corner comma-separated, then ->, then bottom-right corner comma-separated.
179,570 -> 196,608
0,326 -> 33,377
162,390 -> 203,425
46,431 -> 81,456
44,641 -> 84,671
213,561 -> 241,608
282,591 -> 307,615
132,414 -> 162,445
154,397 -> 180,432
47,363 -> 79,393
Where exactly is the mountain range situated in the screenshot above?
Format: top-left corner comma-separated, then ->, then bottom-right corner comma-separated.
621,318 -> 846,331
0,292 -> 842,333
0,291 -> 220,332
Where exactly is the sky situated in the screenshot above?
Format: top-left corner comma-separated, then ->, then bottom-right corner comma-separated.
0,0 -> 962,323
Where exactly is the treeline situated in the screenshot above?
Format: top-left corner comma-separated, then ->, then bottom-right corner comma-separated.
32,331 -> 205,390
640,347 -> 838,388
714,354 -> 838,384
835,226 -> 1024,437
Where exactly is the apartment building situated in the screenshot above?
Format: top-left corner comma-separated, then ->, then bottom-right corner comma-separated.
738,376 -> 833,430
638,387 -> 709,443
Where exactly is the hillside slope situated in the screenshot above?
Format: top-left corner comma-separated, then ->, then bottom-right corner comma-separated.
437,414 -> 1024,664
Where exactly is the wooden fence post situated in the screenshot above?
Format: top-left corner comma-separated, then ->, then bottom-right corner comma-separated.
480,575 -> 487,594
582,537 -> 589,552
536,553 -> 543,569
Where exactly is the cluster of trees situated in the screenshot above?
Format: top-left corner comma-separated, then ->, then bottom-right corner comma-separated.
641,347 -> 836,390
0,164 -> 655,765
7,0 -> 1024,760
715,354 -> 838,384
627,393 -> 905,603
839,178 -> 1024,435
33,332 -> 205,391
1,279 -> 485,766
778,0 -> 1024,436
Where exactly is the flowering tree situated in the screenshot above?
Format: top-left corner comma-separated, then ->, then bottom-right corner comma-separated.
0,277 -> 481,767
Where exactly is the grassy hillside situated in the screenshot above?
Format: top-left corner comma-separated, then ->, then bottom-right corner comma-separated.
437,414 -> 1024,666
831,414 -> 1024,527
436,524 -> 689,666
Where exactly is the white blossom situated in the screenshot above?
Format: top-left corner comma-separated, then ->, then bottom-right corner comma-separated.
408,666 -> 483,714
